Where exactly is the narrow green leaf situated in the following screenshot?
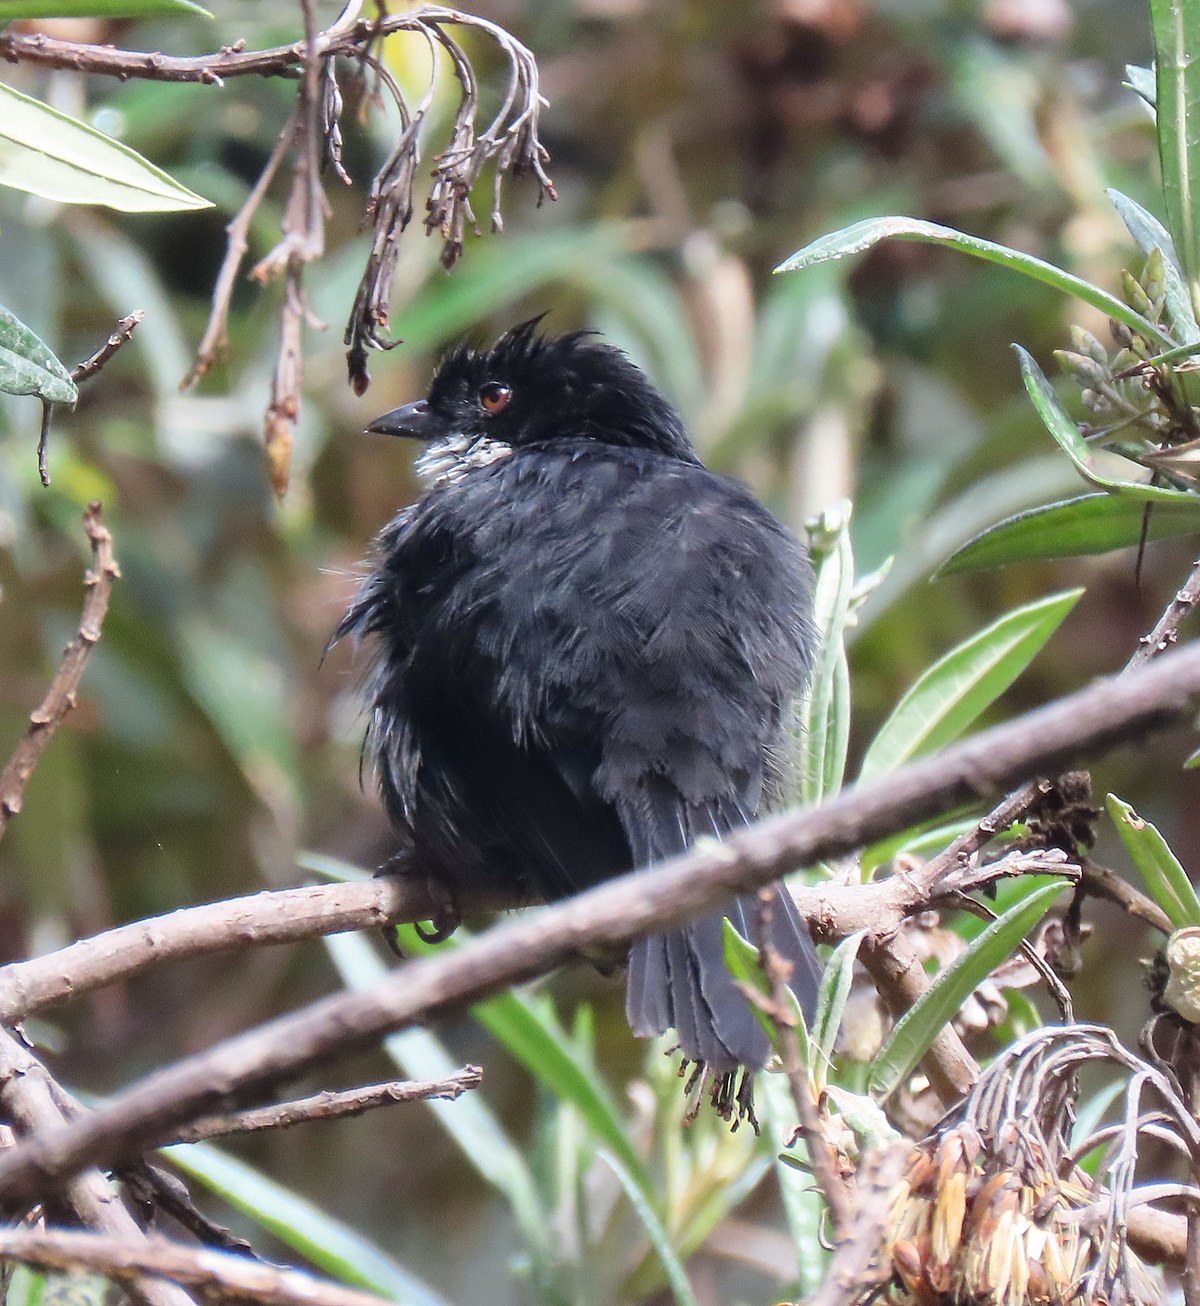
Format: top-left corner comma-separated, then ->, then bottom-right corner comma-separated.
0,83 -> 211,212
1016,345 -> 1189,497
756,1074 -> 826,1296
812,930 -> 867,1079
1107,188 -> 1200,343
797,501 -> 854,805
0,0 -> 209,14
0,303 -> 76,405
858,589 -> 1083,783
720,919 -> 811,1064
600,1152 -> 700,1306
1107,792 -> 1200,928
938,492 -> 1200,575
868,881 -> 1066,1100
164,1142 -> 448,1306
1150,0 -> 1200,321
323,932 -> 552,1263
776,217 -> 1173,349
384,924 -> 653,1199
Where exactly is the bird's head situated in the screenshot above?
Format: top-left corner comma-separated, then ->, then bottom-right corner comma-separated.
365,319 -> 699,465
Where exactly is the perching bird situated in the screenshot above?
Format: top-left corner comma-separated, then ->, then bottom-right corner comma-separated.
338,320 -> 822,1120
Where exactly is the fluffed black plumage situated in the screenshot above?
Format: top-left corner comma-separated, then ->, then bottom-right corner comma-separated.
338,320 -> 823,1117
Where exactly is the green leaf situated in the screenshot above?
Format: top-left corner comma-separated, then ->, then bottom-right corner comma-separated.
1107,188 -> 1200,343
797,501 -> 854,805
858,589 -> 1083,783
812,930 -> 866,1081
0,83 -> 211,212
1107,792 -> 1200,928
776,216 -> 1174,349
384,925 -> 653,1200
0,303 -> 76,405
1016,345 -> 1190,497
599,1152 -> 700,1306
1150,0 -> 1200,322
0,0 -> 209,14
164,1143 -> 449,1306
720,918 -> 811,1064
868,881 -> 1066,1100
938,491 -> 1200,575
322,932 -> 553,1265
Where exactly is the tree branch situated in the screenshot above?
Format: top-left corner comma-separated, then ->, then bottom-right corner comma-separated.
0,1030 -> 196,1306
1,642 -> 1199,1206
170,1068 -> 482,1144
0,1227 -> 400,1306
0,504 -> 118,842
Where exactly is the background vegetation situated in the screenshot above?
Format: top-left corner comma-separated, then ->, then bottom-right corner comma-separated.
2,1 -> 1194,1303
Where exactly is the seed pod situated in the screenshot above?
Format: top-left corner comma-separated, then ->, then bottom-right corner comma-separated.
1054,349 -> 1109,390
1070,324 -> 1109,366
1122,268 -> 1154,318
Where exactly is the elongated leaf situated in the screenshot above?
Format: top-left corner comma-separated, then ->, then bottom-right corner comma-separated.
323,932 -> 552,1264
1107,188 -> 1200,343
385,925 -> 653,1198
165,1142 -> 448,1306
1107,793 -> 1200,928
0,0 -> 208,13
797,501 -> 854,805
776,217 -> 1173,349
858,589 -> 1082,782
1016,346 -> 1191,497
813,930 -> 867,1081
939,491 -> 1200,575
868,881 -> 1066,1099
720,919 -> 811,1064
0,83 -> 210,212
600,1152 -> 700,1306
0,303 -> 76,405
1151,0 -> 1200,321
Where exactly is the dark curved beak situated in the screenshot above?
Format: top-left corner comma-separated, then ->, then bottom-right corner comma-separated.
366,399 -> 438,441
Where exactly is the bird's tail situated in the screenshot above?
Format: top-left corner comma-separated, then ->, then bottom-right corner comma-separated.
625,885 -> 822,1073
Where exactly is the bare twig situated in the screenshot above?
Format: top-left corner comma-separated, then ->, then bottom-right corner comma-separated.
181,120 -> 294,389
807,1143 -> 907,1306
170,1068 -> 482,1143
71,311 -> 144,385
0,504 -> 119,843
1,641 -> 1200,1205
0,1227 -> 400,1306
0,1030 -> 195,1306
751,888 -> 853,1235
0,875 -> 513,1024
37,313 -> 143,485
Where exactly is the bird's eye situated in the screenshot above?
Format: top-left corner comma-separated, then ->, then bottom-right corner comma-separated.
478,382 -> 512,414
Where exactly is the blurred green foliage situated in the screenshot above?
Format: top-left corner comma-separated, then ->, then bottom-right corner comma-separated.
5,0 -> 1198,1303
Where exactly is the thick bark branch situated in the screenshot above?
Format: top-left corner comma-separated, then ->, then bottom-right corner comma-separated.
0,642 -> 1198,1208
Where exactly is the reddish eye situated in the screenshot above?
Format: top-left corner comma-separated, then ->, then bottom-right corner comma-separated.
479,382 -> 512,414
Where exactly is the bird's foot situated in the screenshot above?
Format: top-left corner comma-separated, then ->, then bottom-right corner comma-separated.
374,855 -> 462,951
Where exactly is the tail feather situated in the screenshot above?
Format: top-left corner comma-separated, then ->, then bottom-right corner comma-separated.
625,884 -> 821,1072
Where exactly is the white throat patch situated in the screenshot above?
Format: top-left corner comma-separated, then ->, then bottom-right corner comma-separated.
415,434 -> 514,487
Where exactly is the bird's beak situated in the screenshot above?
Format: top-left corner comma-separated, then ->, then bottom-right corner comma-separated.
366,399 -> 438,441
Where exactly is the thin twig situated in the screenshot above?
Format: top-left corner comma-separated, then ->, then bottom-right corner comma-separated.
37,312 -> 142,485
71,311 -> 144,385
0,1030 -> 196,1306
0,504 -> 119,843
170,1068 -> 482,1143
2,641 -> 1200,1204
751,888 -> 854,1236
0,1228 -> 400,1306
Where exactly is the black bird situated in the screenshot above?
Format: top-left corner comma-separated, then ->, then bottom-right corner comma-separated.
338,321 -> 822,1119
